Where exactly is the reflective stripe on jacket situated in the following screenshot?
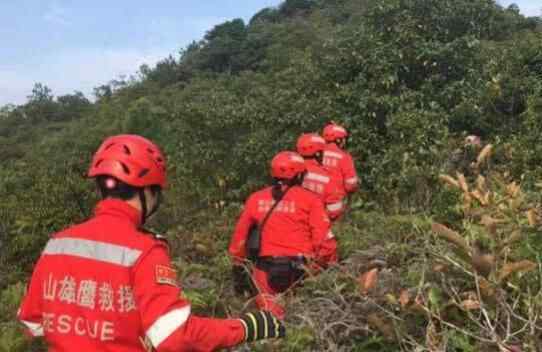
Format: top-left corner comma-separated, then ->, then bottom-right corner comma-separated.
302,159 -> 346,219
323,143 -> 359,194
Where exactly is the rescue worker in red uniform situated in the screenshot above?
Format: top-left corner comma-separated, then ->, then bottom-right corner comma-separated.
228,151 -> 337,319
18,135 -> 284,352
296,133 -> 346,221
322,123 -> 359,196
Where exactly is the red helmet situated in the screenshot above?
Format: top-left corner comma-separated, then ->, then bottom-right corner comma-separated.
88,135 -> 167,188
296,133 -> 326,157
271,151 -> 306,179
323,123 -> 348,142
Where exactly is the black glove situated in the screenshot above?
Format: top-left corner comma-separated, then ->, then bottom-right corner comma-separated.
239,311 -> 286,342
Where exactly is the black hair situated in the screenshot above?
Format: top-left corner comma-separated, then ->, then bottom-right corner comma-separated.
96,176 -> 139,200
304,151 -> 324,165
271,174 -> 305,200
96,176 -> 161,199
96,176 -> 162,225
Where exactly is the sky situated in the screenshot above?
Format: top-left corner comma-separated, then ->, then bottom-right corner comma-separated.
0,0 -> 283,106
0,0 -> 539,106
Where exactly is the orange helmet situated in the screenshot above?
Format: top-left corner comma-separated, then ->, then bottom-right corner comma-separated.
88,135 -> 167,188
322,123 -> 348,142
296,133 -> 326,157
271,151 -> 306,179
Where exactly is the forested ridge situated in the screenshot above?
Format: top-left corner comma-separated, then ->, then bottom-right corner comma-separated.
1,0 -> 542,350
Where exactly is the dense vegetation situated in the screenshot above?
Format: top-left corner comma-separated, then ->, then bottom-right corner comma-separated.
1,0 -> 541,350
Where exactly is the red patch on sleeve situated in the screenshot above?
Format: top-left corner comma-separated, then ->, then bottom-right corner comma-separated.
155,265 -> 178,287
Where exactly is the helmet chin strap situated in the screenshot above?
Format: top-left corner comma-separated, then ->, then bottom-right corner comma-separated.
304,154 -> 324,165
138,189 -> 148,226
138,188 -> 162,226
297,171 -> 306,185
315,152 -> 324,165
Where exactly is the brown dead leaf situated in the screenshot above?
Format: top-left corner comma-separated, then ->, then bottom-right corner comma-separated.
506,181 -> 521,198
476,144 -> 493,167
527,209 -> 538,226
498,260 -> 537,283
433,263 -> 447,273
476,175 -> 487,192
460,299 -> 481,310
439,174 -> 460,189
431,223 -> 471,255
479,278 -> 496,298
471,190 -> 489,206
358,268 -> 379,295
482,191 -> 491,205
471,252 -> 495,277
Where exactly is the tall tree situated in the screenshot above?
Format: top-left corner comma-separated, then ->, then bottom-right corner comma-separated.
24,83 -> 57,122
198,19 -> 248,73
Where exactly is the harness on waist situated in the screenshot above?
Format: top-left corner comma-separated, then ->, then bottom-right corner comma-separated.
256,256 -> 306,293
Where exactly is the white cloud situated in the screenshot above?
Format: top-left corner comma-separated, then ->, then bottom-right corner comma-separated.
43,2 -> 71,27
522,5 -> 541,17
0,10 -> 240,106
0,48 -> 170,105
0,69 -> 35,106
499,0 -> 541,17
0,12 -> 238,106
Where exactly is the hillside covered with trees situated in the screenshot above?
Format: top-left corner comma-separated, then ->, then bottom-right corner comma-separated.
1,0 -> 542,350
